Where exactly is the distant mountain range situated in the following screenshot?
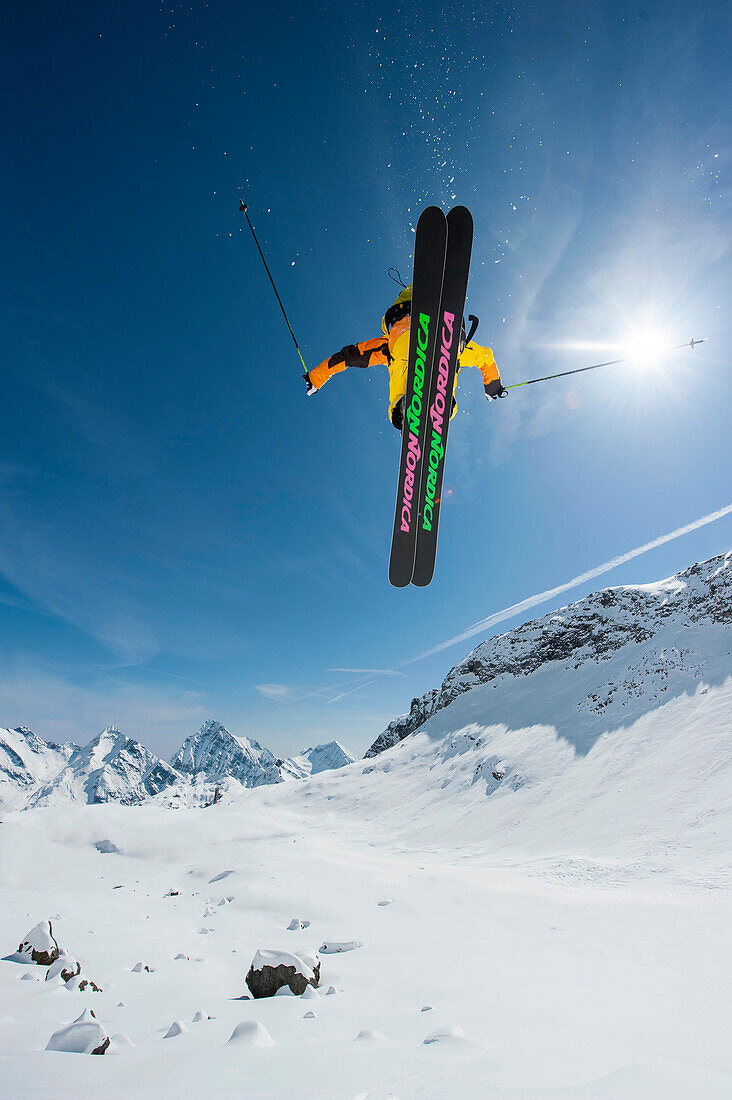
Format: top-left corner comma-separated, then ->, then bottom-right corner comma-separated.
0,719 -> 356,810
3,551 -> 729,810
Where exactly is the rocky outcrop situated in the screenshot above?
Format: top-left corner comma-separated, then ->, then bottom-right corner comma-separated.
365,552 -> 732,757
365,690 -> 439,758
18,920 -> 61,966
45,954 -> 81,983
245,948 -> 321,998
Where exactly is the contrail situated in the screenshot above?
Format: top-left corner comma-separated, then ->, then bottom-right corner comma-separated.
405,503 -> 732,665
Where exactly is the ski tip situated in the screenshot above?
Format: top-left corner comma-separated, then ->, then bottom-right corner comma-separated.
388,571 -> 412,589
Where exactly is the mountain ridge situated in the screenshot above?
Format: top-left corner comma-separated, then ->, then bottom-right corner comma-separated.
365,551 -> 731,757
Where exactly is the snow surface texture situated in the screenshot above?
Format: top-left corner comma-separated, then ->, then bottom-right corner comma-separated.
0,552 -> 730,1097
0,719 -> 355,810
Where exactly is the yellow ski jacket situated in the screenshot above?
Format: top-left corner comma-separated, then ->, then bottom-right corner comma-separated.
307,285 -> 502,424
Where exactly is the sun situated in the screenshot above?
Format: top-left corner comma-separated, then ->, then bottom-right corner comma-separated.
623,326 -> 672,369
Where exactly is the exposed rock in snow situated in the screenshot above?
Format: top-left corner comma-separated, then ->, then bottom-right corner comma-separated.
131,961 -> 154,973
365,552 -> 732,757
0,727 -> 76,809
281,741 -> 356,779
171,719 -> 283,788
18,920 -> 61,966
365,692 -> 439,758
28,727 -> 181,807
245,948 -> 320,998
95,839 -> 121,854
227,1020 -> 275,1047
77,977 -> 103,993
45,954 -> 81,983
46,1010 -> 109,1055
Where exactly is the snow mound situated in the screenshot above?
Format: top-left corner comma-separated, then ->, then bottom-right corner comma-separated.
319,940 -> 362,954
46,1010 -> 109,1055
354,1028 -> 387,1041
163,1020 -> 187,1039
227,1020 -> 275,1047
423,1024 -> 466,1044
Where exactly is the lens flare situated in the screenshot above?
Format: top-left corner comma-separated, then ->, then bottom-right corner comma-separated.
625,326 -> 671,368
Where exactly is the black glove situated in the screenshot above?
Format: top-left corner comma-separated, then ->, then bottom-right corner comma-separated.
303,372 -> 317,396
485,380 -> 508,400
390,396 -> 405,431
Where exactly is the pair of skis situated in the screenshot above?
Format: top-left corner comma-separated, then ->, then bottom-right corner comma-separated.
389,205 -> 473,588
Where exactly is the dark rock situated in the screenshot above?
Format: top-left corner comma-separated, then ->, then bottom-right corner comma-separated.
18,920 -> 61,966
78,978 -> 103,992
46,954 -> 81,983
245,949 -> 320,999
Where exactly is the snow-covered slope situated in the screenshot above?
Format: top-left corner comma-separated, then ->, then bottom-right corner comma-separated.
367,550 -> 732,757
0,553 -> 730,1097
28,727 -> 181,808
281,741 -> 356,779
0,727 -> 76,809
170,719 -> 285,788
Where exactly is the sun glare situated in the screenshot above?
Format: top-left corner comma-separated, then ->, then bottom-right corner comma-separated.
624,326 -> 671,369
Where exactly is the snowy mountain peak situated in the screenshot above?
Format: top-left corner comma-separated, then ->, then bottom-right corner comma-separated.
27,727 -> 181,808
170,720 -> 283,788
366,551 -> 732,757
0,726 -> 76,809
281,741 -> 357,779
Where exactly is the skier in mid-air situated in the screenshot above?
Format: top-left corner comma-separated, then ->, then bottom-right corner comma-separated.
302,283 -> 506,429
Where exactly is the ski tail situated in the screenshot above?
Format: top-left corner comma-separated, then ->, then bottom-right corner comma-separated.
411,205 -> 474,588
388,207 -> 448,587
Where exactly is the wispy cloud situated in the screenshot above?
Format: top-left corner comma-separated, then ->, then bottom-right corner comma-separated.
326,668 -> 404,676
405,503 -> 732,664
325,679 -> 379,704
254,684 -> 297,702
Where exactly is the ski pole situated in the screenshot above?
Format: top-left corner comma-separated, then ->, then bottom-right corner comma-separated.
506,338 -> 705,391
239,201 -> 308,373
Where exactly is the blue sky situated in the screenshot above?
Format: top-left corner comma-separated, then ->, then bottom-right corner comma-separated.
1,0 -> 730,757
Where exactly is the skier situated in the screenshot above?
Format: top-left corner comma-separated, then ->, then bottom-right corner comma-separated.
302,283 -> 506,429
